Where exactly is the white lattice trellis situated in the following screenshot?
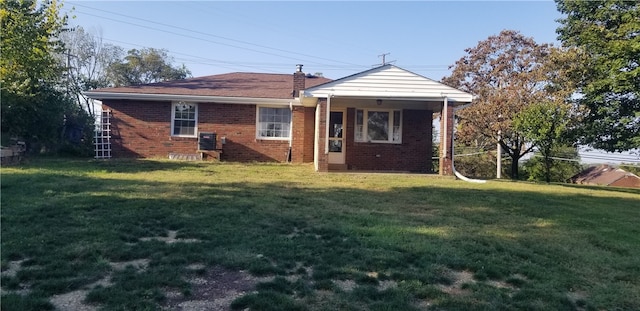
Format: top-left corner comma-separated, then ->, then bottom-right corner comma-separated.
94,110 -> 112,159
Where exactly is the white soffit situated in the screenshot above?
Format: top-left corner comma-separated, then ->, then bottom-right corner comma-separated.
303,65 -> 474,103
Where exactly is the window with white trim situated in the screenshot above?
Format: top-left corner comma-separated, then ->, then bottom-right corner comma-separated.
256,106 -> 291,139
171,101 -> 197,137
355,109 -> 402,143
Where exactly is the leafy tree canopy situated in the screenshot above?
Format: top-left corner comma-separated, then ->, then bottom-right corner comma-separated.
555,0 -> 640,152
1,0 -> 67,89
1,0 -> 80,150
514,101 -> 571,182
106,48 -> 191,86
442,30 -> 554,179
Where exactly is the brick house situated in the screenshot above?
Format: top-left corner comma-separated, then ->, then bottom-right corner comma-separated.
569,164 -> 640,188
86,64 -> 474,174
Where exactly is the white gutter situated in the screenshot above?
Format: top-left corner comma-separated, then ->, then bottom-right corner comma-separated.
83,92 -> 300,106
451,103 -> 486,184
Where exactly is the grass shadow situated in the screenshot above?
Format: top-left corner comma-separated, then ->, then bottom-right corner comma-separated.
1,159 -> 639,310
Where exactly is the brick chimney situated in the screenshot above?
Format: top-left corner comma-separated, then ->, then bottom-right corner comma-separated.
293,64 -> 305,98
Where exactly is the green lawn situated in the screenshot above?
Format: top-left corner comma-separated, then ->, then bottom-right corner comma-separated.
1,158 -> 639,311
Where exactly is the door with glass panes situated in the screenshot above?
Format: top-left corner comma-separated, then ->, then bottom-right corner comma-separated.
328,110 -> 346,164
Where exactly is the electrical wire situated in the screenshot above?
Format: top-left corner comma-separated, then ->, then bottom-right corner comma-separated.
63,3 -> 452,76
66,3 -> 368,69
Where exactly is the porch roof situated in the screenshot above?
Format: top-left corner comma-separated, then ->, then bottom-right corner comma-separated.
301,64 -> 475,105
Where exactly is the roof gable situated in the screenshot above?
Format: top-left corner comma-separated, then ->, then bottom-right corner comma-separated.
87,72 -> 332,100
303,64 -> 474,102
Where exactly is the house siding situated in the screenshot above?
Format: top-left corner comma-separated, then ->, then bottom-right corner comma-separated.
305,65 -> 474,103
104,100 -> 307,163
344,108 -> 433,172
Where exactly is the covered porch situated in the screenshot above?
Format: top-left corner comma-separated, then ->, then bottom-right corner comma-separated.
301,65 -> 474,175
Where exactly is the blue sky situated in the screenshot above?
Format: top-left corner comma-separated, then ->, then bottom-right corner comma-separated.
62,1 -> 562,80
61,1 -> 638,165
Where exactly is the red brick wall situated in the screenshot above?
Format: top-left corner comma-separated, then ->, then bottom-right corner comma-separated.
439,104 -> 454,175
302,107 -> 316,163
291,106 -> 316,163
316,99 -> 329,172
292,72 -> 305,97
344,109 -> 433,172
104,100 -> 295,162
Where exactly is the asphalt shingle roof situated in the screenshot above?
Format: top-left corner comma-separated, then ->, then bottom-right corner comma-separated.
90,72 -> 332,99
570,164 -> 639,186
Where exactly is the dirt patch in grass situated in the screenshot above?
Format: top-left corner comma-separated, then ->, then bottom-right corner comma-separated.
438,270 -> 475,296
487,280 -> 516,290
109,259 -> 150,271
438,270 -> 527,297
333,279 -> 356,292
1,259 -> 25,278
567,290 -> 589,311
378,280 -> 398,291
50,259 -> 148,311
51,290 -> 98,311
50,276 -> 114,311
139,230 -> 200,244
0,259 -> 32,296
163,265 -> 273,311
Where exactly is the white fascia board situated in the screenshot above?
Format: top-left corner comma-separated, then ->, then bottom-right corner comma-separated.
332,95 -> 472,103
303,91 -> 473,103
83,92 -> 300,106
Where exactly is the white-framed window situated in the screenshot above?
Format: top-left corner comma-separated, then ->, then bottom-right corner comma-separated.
256,106 -> 291,140
355,109 -> 402,143
171,101 -> 197,137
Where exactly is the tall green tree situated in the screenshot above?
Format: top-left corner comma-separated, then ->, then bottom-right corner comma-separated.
442,30 -> 552,179
514,101 -> 571,183
1,0 -> 66,86
106,48 -> 191,86
555,0 -> 640,152
1,0 -> 80,151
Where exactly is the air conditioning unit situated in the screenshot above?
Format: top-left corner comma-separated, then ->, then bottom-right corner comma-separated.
198,132 -> 216,151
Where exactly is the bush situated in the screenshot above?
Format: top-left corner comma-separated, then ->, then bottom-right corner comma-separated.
522,146 -> 583,182
453,152 -> 496,179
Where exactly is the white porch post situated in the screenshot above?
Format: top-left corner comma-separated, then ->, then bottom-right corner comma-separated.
314,103 -> 320,171
324,95 -> 331,154
442,97 -> 448,162
497,130 -> 502,179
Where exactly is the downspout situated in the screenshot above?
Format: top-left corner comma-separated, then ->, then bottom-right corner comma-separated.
451,103 -> 486,184
287,101 -> 293,162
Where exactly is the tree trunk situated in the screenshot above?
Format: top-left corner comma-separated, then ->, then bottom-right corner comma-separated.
510,154 -> 520,179
544,151 -> 552,183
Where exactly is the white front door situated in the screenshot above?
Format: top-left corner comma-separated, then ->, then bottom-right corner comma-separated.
328,110 -> 346,164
